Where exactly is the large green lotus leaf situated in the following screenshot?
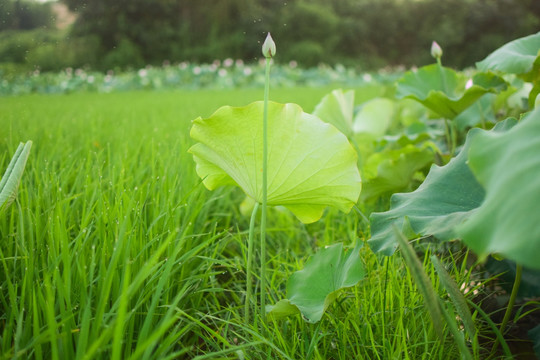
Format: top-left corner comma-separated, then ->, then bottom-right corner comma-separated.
361,145 -> 434,202
0,141 -> 32,212
476,32 -> 540,108
312,89 -> 355,138
353,98 -> 395,137
458,108 -> 540,269
476,32 -> 540,75
369,132 -> 486,255
369,119 -> 517,255
189,101 -> 361,224
267,242 -> 364,323
396,64 -> 506,119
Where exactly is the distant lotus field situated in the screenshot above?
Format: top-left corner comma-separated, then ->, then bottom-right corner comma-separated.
0,60 -> 401,96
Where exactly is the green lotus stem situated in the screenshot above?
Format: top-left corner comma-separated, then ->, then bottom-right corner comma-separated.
435,56 -> 455,156
245,202 -> 260,325
257,32 -> 275,323
260,55 -> 271,322
444,118 -> 457,157
436,57 -> 448,95
490,263 -> 522,356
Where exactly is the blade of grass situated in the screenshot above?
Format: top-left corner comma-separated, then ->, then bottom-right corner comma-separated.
467,299 -> 513,359
112,261 -> 130,360
490,264 -> 522,357
0,141 -> 32,212
393,226 -> 444,338
431,255 -> 476,339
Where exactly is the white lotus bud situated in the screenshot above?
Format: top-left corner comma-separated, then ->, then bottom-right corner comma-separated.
262,33 -> 276,58
431,41 -> 443,60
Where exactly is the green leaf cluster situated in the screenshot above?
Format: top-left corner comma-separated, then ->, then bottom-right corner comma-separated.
371,32 -> 540,271
189,32 -> 540,348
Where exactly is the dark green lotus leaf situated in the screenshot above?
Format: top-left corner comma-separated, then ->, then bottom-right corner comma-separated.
396,64 -> 507,119
0,141 -> 32,212
458,108 -> 540,269
267,242 -> 364,323
313,89 -> 355,138
368,120 -> 516,255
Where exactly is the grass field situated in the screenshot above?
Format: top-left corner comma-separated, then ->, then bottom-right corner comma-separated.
0,88 -> 479,359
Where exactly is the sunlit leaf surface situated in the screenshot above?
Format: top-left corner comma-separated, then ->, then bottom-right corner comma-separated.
189,101 -> 361,223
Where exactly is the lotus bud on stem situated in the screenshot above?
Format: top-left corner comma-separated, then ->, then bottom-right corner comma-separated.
431,41 -> 443,62
430,40 -> 454,154
262,33 -> 276,58
245,32 -> 276,326
260,32 -> 275,324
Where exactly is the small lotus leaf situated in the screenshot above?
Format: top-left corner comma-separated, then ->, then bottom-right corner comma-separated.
458,108 -> 540,269
361,145 -> 434,202
189,101 -> 361,223
267,242 -> 364,323
396,64 -> 506,119
313,89 -> 355,138
353,98 -> 395,137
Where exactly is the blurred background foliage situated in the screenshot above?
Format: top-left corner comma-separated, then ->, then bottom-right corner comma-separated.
0,0 -> 539,72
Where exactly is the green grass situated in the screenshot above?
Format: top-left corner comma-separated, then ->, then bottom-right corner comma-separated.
1,88 -> 484,359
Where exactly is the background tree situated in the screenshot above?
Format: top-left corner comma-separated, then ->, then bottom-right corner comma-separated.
1,0 -> 539,71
